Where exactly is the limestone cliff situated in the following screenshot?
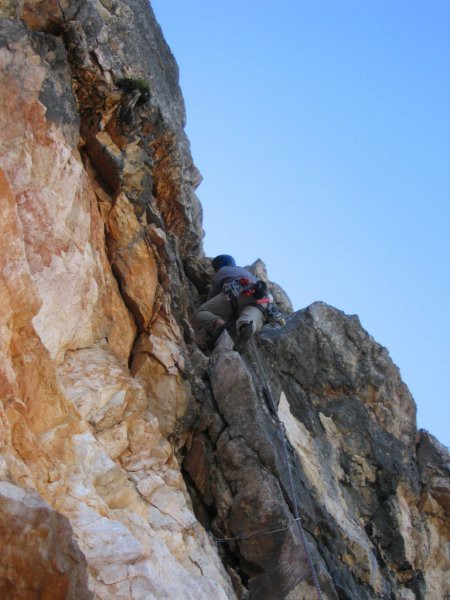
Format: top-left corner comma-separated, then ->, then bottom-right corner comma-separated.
0,2 -> 448,599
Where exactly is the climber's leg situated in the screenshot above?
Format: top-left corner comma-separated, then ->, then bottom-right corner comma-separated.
194,293 -> 234,331
236,304 -> 265,335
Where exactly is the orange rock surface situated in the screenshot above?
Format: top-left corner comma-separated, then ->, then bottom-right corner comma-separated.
0,7 -> 234,599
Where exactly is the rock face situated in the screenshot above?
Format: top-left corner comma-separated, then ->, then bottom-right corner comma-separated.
246,258 -> 293,316
0,2 -> 448,600
0,482 -> 92,600
185,305 -> 449,599
0,3 -> 231,598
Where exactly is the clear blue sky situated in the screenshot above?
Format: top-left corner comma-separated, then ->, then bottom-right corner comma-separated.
151,1 -> 450,448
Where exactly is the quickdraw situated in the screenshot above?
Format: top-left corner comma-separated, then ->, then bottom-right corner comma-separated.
266,302 -> 286,327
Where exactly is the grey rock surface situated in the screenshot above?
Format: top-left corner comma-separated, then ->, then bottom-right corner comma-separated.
246,258 -> 294,315
185,303 -> 449,599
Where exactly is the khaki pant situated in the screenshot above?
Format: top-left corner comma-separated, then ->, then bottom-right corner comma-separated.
195,292 -> 266,334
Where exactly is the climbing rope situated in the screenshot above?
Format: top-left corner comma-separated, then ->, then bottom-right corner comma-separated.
246,336 -> 324,600
212,521 -> 291,543
212,517 -> 315,546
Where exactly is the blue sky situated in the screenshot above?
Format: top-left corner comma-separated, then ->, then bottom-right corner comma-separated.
151,1 -> 450,448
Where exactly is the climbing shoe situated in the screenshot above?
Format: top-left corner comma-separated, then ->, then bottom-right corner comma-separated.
238,322 -> 254,343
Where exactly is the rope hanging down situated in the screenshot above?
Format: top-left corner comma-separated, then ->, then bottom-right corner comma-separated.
247,336 -> 324,600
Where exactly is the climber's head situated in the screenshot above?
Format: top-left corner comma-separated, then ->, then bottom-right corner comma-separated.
212,255 -> 236,272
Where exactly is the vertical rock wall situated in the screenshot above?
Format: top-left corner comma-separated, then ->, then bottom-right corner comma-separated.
0,2 -> 448,600
185,306 -> 449,599
0,1 -> 233,598
261,304 -> 449,599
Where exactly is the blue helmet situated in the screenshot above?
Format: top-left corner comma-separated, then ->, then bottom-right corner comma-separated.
212,254 -> 236,271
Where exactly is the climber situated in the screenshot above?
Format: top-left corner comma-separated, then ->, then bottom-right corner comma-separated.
194,255 -> 271,342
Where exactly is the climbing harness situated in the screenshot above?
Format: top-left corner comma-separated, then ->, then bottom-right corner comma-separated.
222,277 -> 268,318
247,336 -> 323,600
222,277 -> 268,300
222,277 -> 286,327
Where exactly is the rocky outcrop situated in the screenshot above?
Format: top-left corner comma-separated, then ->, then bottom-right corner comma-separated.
0,1 -> 448,599
185,304 -> 449,599
0,482 -> 92,600
246,259 -> 293,316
